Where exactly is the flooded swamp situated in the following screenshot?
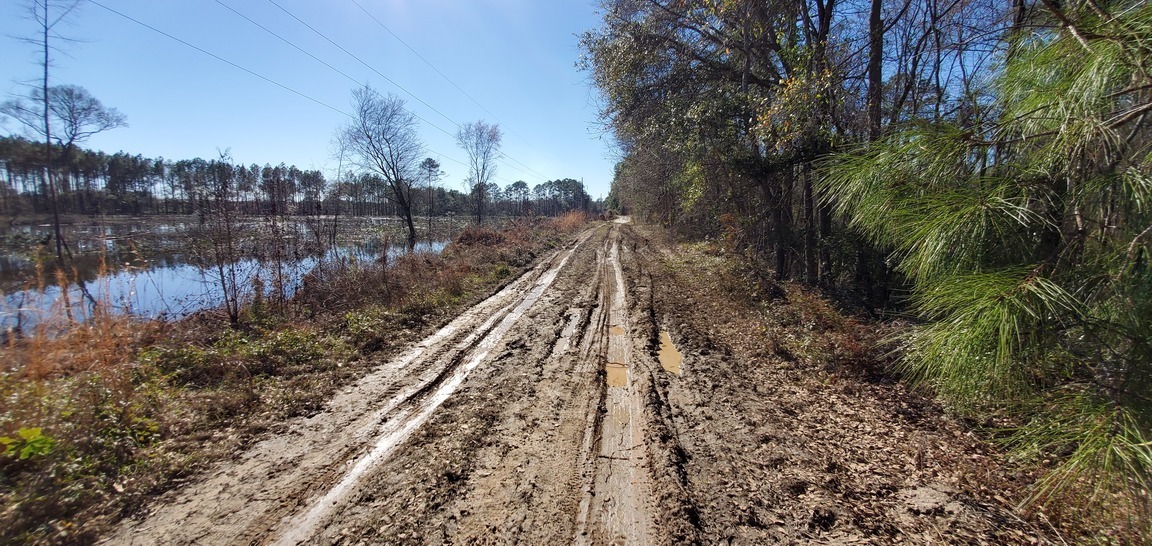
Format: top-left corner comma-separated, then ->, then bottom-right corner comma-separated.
0,215 -> 460,332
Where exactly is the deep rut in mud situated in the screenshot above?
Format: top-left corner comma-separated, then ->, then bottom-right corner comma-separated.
574,231 -> 653,545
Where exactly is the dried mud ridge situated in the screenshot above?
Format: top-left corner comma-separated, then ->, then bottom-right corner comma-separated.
106,220 -> 1047,545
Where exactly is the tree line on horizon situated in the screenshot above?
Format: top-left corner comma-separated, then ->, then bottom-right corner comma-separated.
0,135 -> 596,222
585,0 -> 1150,534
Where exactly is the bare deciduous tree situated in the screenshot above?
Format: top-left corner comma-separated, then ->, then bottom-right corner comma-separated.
341,86 -> 425,250
455,120 -> 501,224
2,84 -> 126,262
1,0 -> 129,264
205,151 -> 243,326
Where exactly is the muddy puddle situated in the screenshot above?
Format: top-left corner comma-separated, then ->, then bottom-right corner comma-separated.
605,362 -> 628,387
608,325 -> 626,336
658,330 -> 683,374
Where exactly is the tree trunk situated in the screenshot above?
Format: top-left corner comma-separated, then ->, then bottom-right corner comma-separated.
399,195 -> 416,251
474,184 -> 484,225
803,164 -> 818,283
778,167 -> 794,281
858,0 -> 887,308
867,0 -> 884,141
819,198 -> 832,283
41,1 -> 66,264
765,172 -> 792,282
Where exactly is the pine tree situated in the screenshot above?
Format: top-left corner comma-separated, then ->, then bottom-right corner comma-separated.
821,0 -> 1151,522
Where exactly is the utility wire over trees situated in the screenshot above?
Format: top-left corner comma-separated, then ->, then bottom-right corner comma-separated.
86,0 -> 551,189
341,85 -> 425,250
455,120 -> 502,224
0,2 -> 598,232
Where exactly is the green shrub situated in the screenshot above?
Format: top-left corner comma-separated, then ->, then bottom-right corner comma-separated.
0,427 -> 55,460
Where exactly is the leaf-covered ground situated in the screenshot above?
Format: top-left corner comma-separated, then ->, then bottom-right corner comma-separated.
626,224 -> 1066,544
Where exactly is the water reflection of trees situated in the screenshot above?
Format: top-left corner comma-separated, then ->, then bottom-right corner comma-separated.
1,217 -> 451,332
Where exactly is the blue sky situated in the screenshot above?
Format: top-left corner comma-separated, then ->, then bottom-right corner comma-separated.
0,0 -> 618,199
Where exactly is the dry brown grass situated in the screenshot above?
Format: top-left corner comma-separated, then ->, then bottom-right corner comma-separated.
1,271 -> 168,543
454,225 -> 507,247
550,210 -> 588,232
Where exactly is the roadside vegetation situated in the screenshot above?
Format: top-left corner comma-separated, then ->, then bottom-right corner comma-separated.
0,212 -> 589,544
641,227 -> 1064,542
585,0 -> 1150,541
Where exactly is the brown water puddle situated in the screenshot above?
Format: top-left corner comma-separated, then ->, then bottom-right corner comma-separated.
657,330 -> 683,375
605,362 -> 628,387
608,325 -> 626,336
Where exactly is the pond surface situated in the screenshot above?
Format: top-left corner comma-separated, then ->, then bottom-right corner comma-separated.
1,219 -> 448,332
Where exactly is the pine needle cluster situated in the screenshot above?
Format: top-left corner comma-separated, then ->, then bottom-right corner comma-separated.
822,0 -> 1152,528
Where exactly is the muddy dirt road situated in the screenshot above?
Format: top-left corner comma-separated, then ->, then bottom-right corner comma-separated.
106,221 -> 1047,545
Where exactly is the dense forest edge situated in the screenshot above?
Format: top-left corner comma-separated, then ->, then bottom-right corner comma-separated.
584,0 -> 1150,542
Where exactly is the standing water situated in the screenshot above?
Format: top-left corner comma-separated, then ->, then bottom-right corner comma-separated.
1,224 -> 447,332
657,330 -> 683,374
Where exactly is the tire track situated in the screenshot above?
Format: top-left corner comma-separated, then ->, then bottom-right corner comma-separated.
574,222 -> 654,545
434,226 -> 609,544
270,230 -> 593,545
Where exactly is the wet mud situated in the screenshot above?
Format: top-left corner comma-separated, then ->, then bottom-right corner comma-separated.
103,221 -> 1049,545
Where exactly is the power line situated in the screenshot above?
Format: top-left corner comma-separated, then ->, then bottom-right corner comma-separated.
212,1 -> 460,159
213,0 -> 361,88
350,0 -> 550,181
265,0 -> 550,183
89,0 -> 350,118
215,0 -> 533,185
501,157 -> 548,181
265,0 -> 462,138
87,0 -> 500,182
497,158 -> 544,182
90,1 -> 540,187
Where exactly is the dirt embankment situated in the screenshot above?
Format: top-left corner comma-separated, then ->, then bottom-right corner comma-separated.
104,220 -> 1051,545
